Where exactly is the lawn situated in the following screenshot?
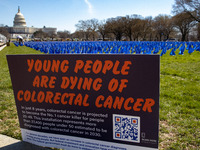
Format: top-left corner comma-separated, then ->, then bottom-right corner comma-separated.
0,43 -> 199,150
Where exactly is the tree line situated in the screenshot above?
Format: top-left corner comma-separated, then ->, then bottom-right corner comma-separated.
72,0 -> 200,41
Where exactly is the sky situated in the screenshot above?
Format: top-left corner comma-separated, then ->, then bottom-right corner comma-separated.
0,0 -> 175,33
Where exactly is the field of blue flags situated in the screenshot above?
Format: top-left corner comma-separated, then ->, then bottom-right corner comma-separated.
14,41 -> 200,56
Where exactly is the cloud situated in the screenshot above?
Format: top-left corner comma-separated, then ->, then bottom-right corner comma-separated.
84,0 -> 93,15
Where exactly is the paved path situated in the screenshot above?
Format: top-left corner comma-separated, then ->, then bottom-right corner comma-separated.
0,44 -> 6,51
0,134 -> 51,150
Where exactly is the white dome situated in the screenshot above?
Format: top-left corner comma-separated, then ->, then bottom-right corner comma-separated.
13,7 -> 26,27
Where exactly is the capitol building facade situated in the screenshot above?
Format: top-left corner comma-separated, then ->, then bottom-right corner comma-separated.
7,7 -> 57,39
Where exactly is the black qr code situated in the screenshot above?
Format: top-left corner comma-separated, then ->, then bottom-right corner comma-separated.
113,114 -> 140,143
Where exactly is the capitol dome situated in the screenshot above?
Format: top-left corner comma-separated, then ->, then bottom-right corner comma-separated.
13,6 -> 26,27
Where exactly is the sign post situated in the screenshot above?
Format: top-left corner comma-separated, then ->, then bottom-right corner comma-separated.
7,54 -> 159,150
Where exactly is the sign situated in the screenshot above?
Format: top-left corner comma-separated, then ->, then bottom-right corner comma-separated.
7,54 -> 159,150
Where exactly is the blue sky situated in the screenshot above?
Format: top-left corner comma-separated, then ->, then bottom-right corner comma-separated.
0,0 -> 175,33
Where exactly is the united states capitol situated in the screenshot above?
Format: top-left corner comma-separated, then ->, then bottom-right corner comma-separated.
6,6 -> 57,39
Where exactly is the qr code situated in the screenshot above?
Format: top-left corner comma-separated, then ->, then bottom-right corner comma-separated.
113,114 -> 140,143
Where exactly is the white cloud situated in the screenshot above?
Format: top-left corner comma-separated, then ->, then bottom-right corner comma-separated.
84,0 -> 93,15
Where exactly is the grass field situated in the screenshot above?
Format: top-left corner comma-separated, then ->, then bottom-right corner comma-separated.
0,43 -> 199,150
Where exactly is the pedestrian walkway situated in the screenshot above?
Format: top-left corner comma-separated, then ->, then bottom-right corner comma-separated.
0,44 -> 6,51
0,134 -> 51,150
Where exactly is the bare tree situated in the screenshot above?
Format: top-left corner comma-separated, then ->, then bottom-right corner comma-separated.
131,15 -> 143,41
48,31 -> 57,40
153,15 -> 174,41
0,27 -> 10,38
152,15 -> 165,41
172,12 -> 196,41
106,17 -> 124,41
57,30 -> 71,40
33,30 -> 48,40
140,17 -> 153,41
75,19 -> 99,41
75,20 -> 91,40
98,20 -> 108,41
164,16 -> 175,40
173,0 -> 200,22
122,15 -> 134,41
72,30 -> 85,40
89,19 -> 99,41
197,23 -> 200,40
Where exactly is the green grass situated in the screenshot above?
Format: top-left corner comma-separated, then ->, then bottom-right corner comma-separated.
0,43 -> 41,139
159,50 -> 200,149
0,43 -> 199,149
